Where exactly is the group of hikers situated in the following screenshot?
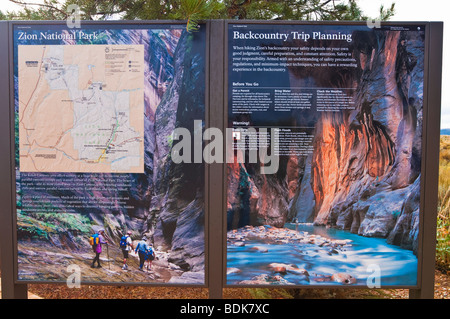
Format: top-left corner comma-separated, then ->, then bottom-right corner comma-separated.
89,229 -> 155,272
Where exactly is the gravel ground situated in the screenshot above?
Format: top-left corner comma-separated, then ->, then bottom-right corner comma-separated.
23,269 -> 449,299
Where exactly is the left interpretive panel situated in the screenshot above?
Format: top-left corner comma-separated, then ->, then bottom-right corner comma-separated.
13,22 -> 207,286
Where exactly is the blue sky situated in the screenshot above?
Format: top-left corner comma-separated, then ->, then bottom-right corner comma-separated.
1,0 -> 448,127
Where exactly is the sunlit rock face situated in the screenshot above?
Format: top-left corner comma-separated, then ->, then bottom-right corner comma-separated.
311,30 -> 423,254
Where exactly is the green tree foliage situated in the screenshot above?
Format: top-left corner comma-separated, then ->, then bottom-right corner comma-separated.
438,136 -> 450,271
1,0 -> 396,31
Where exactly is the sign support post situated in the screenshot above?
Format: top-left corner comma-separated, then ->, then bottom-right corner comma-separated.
207,19 -> 225,299
409,21 -> 443,299
0,21 -> 28,299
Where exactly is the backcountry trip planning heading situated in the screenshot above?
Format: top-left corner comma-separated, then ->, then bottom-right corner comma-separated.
232,30 -> 353,42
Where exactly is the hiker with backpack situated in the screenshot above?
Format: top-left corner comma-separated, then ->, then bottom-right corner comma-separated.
135,236 -> 151,271
144,243 -> 155,271
119,231 -> 133,270
90,229 -> 109,268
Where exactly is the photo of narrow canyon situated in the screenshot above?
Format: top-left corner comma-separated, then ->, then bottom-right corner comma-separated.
227,23 -> 424,286
14,24 -> 206,285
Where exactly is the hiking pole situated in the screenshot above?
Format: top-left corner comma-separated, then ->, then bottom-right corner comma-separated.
106,243 -> 111,270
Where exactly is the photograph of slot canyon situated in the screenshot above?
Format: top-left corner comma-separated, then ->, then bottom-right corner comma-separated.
227,24 -> 424,286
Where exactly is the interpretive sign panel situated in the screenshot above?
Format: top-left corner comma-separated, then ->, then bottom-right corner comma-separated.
226,22 -> 427,287
0,20 -> 442,298
12,22 -> 207,285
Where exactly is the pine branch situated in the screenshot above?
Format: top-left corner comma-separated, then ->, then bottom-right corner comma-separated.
179,0 -> 225,32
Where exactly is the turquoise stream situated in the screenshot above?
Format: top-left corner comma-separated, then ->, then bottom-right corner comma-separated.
226,223 -> 418,286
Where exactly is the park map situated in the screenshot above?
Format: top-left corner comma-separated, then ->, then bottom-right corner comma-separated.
18,44 -> 145,173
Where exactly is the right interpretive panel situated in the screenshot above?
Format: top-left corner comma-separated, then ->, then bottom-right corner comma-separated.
226,23 -> 425,287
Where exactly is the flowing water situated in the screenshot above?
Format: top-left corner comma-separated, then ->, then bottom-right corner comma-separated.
226,223 -> 418,286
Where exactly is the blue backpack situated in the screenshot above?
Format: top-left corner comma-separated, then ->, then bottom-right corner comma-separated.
144,247 -> 155,260
89,233 -> 99,246
119,235 -> 128,249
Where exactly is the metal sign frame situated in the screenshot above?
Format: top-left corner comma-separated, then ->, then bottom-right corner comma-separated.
1,19 -> 212,295
220,20 -> 442,298
0,20 -> 443,299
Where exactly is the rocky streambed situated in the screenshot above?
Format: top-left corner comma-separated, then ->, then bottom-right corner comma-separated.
226,224 -> 418,286
17,241 -> 204,285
